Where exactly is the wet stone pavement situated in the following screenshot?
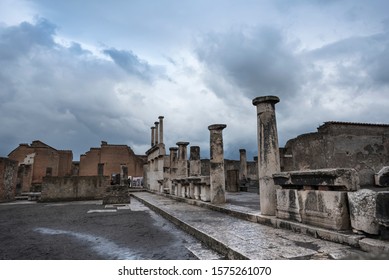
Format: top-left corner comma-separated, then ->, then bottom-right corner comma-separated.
0,199 -> 222,260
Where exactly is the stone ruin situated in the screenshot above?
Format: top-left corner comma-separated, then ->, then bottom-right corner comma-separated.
144,116 -> 228,204
144,96 -> 389,241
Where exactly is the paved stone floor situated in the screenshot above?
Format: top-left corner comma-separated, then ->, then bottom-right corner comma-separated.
0,199 -> 221,260
132,192 -> 385,260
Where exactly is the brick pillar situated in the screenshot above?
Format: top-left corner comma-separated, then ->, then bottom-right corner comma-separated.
239,149 -> 247,181
158,116 -> 164,144
252,96 -> 280,216
189,146 -> 201,176
208,124 -> 227,204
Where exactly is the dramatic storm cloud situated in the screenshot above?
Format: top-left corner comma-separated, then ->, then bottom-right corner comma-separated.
1,0 -> 389,161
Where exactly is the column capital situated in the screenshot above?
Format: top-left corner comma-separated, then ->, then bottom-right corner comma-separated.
176,141 -> 190,146
208,124 -> 227,131
158,116 -> 164,120
169,147 -> 179,151
252,95 -> 280,106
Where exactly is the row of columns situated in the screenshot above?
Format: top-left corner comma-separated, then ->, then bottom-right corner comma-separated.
150,116 -> 164,146
149,94 -> 280,215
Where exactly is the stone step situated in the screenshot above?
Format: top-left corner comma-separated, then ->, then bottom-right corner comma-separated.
131,192 -> 376,260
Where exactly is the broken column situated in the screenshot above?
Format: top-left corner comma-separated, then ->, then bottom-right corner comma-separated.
208,124 -> 227,204
176,142 -> 189,178
253,96 -> 281,216
158,116 -> 164,144
189,146 -> 201,176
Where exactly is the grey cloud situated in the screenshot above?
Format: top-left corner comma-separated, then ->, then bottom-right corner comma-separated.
103,48 -> 166,82
0,18 -> 55,60
0,19 -> 153,157
195,26 -> 304,100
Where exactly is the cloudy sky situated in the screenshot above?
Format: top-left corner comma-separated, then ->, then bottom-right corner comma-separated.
1,0 -> 389,161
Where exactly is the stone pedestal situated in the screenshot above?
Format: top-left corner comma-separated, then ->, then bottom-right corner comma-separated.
253,96 -> 281,215
103,185 -> 130,205
348,189 -> 379,235
273,168 -> 359,231
208,124 -> 227,204
176,142 -> 189,179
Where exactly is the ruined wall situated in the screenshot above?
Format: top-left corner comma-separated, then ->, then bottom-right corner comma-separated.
79,148 -> 101,176
282,122 -> 389,187
79,144 -> 144,178
31,146 -> 59,184
41,176 -> 109,202
58,150 -> 73,177
0,158 -> 18,202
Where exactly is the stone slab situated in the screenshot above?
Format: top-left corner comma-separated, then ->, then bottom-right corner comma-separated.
273,168 -> 360,191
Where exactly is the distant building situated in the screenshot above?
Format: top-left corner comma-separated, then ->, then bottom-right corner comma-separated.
79,141 -> 145,179
8,140 -> 73,193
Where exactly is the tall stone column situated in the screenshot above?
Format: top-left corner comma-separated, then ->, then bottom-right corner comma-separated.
176,142 -> 189,178
239,149 -> 247,181
208,124 -> 227,204
154,122 -> 159,145
151,127 -> 155,146
189,146 -> 201,176
158,116 -> 164,144
252,96 -> 281,216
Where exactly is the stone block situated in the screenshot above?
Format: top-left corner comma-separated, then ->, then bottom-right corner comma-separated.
273,168 -> 360,191
300,190 -> 351,231
375,167 -> 389,187
103,185 -> 130,205
276,189 -> 302,222
348,189 -> 379,235
376,191 -> 389,227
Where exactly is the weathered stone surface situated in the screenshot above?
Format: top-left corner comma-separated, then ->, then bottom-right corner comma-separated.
348,189 -> 379,235
103,185 -> 131,204
375,166 -> 389,187
253,95 -> 281,216
41,176 -> 110,202
300,190 -> 351,231
226,170 -> 239,192
273,168 -> 360,191
276,189 -> 302,222
376,191 -> 389,227
208,124 -> 227,204
0,158 -> 18,202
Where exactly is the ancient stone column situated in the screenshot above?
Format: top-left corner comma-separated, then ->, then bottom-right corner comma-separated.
189,146 -> 201,176
158,116 -> 164,144
154,122 -> 159,145
176,142 -> 189,178
239,149 -> 247,181
151,126 -> 155,146
208,124 -> 227,204
252,96 -> 281,216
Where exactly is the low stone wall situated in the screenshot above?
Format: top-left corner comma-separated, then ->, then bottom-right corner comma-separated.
0,158 -> 18,202
41,176 -> 109,202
